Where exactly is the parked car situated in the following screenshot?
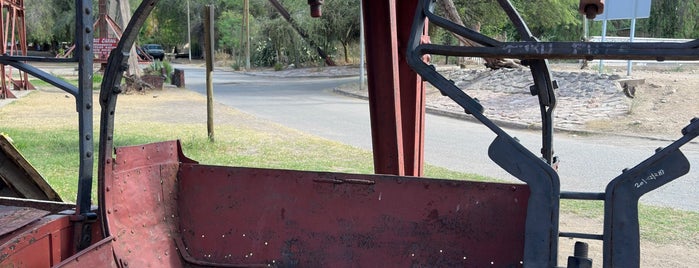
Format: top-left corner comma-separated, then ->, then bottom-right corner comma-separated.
141,44 -> 165,60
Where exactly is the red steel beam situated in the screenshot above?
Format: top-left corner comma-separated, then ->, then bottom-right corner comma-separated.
396,0 -> 427,177
0,0 -> 32,98
362,0 -> 426,176
361,0 -> 404,175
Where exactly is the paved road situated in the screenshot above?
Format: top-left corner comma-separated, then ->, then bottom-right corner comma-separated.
181,66 -> 699,212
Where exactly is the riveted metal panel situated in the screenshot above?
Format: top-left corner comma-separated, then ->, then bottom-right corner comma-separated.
177,164 -> 529,267
106,141 -> 185,267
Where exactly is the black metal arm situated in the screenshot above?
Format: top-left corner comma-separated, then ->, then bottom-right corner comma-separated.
407,0 -> 699,267
407,1 -> 561,266
97,0 -> 162,239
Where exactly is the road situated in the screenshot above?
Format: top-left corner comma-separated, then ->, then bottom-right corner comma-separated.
181,66 -> 699,212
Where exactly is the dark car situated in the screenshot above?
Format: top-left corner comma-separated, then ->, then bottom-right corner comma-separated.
141,44 -> 165,60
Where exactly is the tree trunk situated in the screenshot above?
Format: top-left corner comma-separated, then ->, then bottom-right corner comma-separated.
438,0 -> 521,69
342,41 -> 349,63
267,0 -> 336,66
118,0 -> 142,77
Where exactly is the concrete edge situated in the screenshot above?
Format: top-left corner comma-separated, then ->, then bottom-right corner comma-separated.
240,72 -> 360,79
332,88 -> 693,144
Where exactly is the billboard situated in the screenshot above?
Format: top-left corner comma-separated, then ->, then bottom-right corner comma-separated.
594,0 -> 652,20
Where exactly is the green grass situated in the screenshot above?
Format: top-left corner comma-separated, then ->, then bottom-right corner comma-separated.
562,199 -> 699,245
2,89 -> 696,246
29,74 -> 102,90
3,120 -> 490,203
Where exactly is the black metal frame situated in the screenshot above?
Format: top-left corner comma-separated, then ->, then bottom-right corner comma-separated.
0,0 -> 95,251
407,0 -> 699,267
96,0 -> 161,239
408,1 -> 561,267
0,0 -> 158,252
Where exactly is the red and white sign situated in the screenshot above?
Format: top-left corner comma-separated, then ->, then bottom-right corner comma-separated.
93,38 -> 118,61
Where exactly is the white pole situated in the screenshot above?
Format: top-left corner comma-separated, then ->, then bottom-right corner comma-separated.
627,0 -> 638,76
187,0 -> 192,62
245,0 -> 251,70
583,15 -> 589,40
359,0 -> 365,90
598,16 -> 608,73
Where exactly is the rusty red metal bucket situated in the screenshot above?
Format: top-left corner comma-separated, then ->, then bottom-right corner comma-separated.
100,140 -> 530,267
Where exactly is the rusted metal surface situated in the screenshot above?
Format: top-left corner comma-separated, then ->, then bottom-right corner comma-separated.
579,0 -> 605,19
0,134 -> 62,201
177,164 -> 530,267
396,0 -> 427,177
362,0 -> 405,175
104,141 -> 191,267
96,0 -> 163,242
0,197 -> 74,213
0,215 -> 98,266
0,205 -> 48,237
307,0 -> 323,17
54,236 -> 118,268
361,0 -> 430,177
0,0 -> 33,99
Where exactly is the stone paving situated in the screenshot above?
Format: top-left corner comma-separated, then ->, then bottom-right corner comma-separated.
433,67 -> 632,130
334,65 -> 633,132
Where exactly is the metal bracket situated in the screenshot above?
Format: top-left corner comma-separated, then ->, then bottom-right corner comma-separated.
97,0 -> 162,239
407,1 -> 561,266
603,118 -> 699,267
407,0 -> 699,267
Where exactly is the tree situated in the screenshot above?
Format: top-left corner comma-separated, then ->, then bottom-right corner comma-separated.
644,0 -> 699,38
437,0 -> 521,69
25,0 -> 75,50
450,0 -> 581,41
320,0 -> 360,63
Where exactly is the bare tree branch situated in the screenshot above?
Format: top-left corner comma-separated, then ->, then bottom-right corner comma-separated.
437,0 -> 522,69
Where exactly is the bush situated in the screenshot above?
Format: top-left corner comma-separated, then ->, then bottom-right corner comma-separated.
144,60 -> 173,83
273,62 -> 284,71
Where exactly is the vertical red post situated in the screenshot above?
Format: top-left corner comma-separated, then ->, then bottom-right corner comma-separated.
362,0 -> 426,176
361,0 -> 404,175
396,0 -> 426,177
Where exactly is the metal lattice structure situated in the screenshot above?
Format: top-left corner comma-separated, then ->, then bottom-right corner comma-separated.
0,0 -> 33,99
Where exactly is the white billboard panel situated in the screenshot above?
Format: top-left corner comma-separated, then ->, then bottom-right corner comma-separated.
594,0 -> 652,20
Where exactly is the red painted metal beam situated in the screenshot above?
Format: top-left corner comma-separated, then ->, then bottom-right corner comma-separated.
0,0 -> 32,99
361,0 -> 405,175
362,0 -> 427,176
396,0 -> 427,177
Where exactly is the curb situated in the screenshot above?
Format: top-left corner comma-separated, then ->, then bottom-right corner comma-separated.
332,88 -> 689,143
240,72 -> 360,79
333,88 -> 539,132
0,90 -> 33,109
215,66 -> 362,79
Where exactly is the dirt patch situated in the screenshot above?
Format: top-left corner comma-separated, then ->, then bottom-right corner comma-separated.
432,63 -> 699,140
581,64 -> 699,139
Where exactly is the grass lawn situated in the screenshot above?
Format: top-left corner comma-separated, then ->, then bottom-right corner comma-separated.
1,84 -> 697,264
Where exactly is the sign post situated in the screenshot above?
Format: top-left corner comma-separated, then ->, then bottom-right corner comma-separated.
93,38 -> 118,62
595,0 -> 652,75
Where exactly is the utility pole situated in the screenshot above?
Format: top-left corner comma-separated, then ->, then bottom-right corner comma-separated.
244,0 -> 251,69
359,0 -> 365,90
204,5 -> 215,142
187,0 -> 192,61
